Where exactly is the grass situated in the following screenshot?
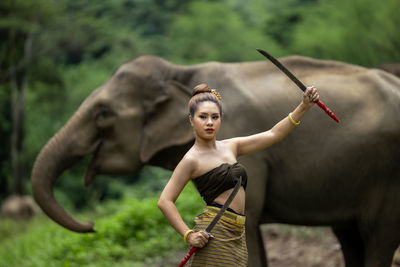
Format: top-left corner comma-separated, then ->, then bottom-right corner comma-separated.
0,180 -> 203,267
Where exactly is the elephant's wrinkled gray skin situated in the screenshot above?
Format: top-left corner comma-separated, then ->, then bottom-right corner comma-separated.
31,55 -> 400,266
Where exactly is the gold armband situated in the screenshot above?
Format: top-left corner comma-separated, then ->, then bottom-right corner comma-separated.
288,112 -> 300,126
184,229 -> 194,243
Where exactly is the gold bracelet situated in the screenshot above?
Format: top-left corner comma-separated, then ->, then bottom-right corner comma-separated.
184,229 -> 194,243
288,112 -> 300,126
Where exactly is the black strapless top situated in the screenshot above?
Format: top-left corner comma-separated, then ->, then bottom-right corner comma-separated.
191,162 -> 248,204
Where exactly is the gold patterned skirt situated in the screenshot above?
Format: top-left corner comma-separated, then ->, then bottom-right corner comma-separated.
186,206 -> 248,266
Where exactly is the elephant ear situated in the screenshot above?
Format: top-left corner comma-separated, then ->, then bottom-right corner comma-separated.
140,80 -> 193,163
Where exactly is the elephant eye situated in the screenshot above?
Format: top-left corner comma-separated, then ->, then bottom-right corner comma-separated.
97,109 -> 111,118
95,107 -> 115,128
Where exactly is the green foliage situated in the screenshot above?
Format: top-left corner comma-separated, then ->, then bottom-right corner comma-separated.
260,0 -> 314,47
0,0 -> 60,199
0,0 -> 60,81
0,182 -> 203,267
129,166 -> 174,198
0,84 -> 11,200
165,1 -> 283,63
290,0 -> 400,66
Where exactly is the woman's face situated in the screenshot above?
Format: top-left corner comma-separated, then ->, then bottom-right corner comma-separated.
190,101 -> 221,140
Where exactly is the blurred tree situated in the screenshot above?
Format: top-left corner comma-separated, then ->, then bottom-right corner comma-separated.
290,0 -> 400,66
165,1 -> 282,63
369,0 -> 400,65
261,0 -> 306,47
0,87 -> 11,201
0,0 -> 60,197
20,0 -> 156,209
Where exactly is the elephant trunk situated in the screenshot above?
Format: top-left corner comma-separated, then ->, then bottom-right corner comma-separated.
31,116 -> 95,233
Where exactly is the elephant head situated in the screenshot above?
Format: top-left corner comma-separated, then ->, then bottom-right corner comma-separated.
31,56 -> 196,232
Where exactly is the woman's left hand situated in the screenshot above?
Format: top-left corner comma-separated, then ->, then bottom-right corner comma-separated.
302,86 -> 320,107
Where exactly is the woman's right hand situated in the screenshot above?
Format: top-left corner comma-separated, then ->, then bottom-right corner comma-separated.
187,230 -> 211,248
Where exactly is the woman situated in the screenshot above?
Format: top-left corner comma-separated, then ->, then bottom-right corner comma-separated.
158,83 -> 319,266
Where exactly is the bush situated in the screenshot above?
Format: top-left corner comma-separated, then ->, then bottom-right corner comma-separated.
0,180 -> 204,267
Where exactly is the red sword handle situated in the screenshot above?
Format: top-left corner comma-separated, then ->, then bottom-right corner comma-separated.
316,100 -> 340,123
179,247 -> 198,267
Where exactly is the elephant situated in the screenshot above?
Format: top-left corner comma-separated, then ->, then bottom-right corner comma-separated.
31,54 -> 400,267
379,63 -> 400,78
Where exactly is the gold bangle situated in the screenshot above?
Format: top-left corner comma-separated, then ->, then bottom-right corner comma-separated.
184,229 -> 194,243
288,112 -> 300,126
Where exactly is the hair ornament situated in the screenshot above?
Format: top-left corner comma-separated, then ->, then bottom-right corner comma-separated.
211,89 -> 221,100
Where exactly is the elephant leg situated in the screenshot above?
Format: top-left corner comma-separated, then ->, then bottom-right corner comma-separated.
334,222 -> 399,267
362,222 -> 400,267
361,184 -> 400,267
332,224 -> 364,267
245,158 -> 269,267
246,218 -> 268,267
363,240 -> 398,267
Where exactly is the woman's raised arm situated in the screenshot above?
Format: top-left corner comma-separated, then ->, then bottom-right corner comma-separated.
233,87 -> 319,157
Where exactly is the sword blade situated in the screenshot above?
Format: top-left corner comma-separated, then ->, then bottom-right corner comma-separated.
256,48 -> 340,123
204,176 -> 242,233
256,48 -> 308,92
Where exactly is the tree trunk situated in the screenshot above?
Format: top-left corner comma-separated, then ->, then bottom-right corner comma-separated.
10,32 -> 33,195
11,72 -> 26,195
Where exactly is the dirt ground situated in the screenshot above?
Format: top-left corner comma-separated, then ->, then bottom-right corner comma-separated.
162,224 -> 400,267
262,224 -> 344,267
263,224 -> 400,267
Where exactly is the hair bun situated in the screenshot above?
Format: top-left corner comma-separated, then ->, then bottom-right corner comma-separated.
192,83 -> 211,97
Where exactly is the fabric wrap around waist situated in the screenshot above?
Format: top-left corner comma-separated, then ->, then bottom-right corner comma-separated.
202,205 -> 246,226
187,205 -> 248,266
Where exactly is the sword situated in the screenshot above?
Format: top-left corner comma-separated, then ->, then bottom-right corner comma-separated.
178,176 -> 243,267
256,48 -> 340,123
